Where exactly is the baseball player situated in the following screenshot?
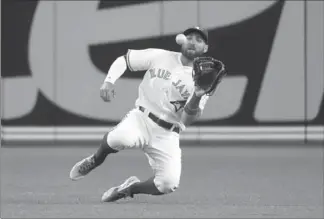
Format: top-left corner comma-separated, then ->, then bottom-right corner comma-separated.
69,26 -> 226,202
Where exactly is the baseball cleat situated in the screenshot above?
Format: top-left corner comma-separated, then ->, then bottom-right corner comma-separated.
101,176 -> 140,202
69,154 -> 96,181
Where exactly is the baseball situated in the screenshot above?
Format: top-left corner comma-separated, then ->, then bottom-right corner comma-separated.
175,34 -> 187,45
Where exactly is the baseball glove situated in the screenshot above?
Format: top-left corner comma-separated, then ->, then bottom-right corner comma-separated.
192,56 -> 227,96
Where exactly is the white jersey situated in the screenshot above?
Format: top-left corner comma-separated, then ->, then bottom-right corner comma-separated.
125,48 -> 209,128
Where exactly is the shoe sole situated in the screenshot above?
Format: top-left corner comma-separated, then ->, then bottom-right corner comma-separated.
101,176 -> 140,202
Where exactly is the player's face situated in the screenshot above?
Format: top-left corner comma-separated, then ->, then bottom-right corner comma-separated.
181,32 -> 208,60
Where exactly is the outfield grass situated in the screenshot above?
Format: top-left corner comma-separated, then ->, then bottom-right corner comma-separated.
1,145 -> 323,218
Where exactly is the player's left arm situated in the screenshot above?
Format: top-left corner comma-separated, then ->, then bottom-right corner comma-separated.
180,91 -> 209,127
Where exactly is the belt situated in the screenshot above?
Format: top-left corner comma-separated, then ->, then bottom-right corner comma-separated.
138,106 -> 180,134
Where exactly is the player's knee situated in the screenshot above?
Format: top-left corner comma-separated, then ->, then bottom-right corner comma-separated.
107,128 -> 135,150
101,132 -> 118,153
154,176 -> 180,194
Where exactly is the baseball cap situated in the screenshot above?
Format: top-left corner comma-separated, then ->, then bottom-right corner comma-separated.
183,26 -> 208,44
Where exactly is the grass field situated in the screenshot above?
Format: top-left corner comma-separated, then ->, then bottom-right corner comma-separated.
1,144 -> 323,218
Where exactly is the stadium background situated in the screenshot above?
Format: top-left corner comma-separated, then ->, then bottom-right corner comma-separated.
1,1 -> 323,218
1,0 -> 323,144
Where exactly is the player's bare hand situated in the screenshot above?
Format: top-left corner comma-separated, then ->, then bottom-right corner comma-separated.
100,82 -> 115,102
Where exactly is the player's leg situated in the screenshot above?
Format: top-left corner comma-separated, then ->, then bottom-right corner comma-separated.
130,141 -> 181,195
101,134 -> 181,202
100,127 -> 181,202
128,176 -> 163,195
69,109 -> 149,180
69,132 -> 118,180
92,132 -> 118,167
129,139 -> 182,196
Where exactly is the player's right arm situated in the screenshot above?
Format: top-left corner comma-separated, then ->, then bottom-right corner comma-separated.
100,49 -> 160,102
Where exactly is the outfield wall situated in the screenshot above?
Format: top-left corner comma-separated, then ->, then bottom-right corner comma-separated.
1,1 -> 323,144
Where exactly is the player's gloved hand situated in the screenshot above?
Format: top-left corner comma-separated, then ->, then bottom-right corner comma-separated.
192,56 -> 227,97
193,85 -> 207,97
100,81 -> 116,102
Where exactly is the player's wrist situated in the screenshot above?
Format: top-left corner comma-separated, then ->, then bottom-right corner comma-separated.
184,106 -> 200,115
190,92 -> 202,104
184,93 -> 202,115
194,84 -> 209,97
104,76 -> 116,85
194,91 -> 204,98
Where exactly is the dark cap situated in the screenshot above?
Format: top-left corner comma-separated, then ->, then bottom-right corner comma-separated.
183,26 -> 208,44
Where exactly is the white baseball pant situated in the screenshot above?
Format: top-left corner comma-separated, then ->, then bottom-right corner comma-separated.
107,107 -> 182,194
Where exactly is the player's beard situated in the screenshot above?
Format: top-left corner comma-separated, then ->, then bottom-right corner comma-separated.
181,46 -> 203,60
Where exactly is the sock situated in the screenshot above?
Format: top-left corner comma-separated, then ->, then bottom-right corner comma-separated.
93,132 -> 118,166
129,177 -> 164,196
